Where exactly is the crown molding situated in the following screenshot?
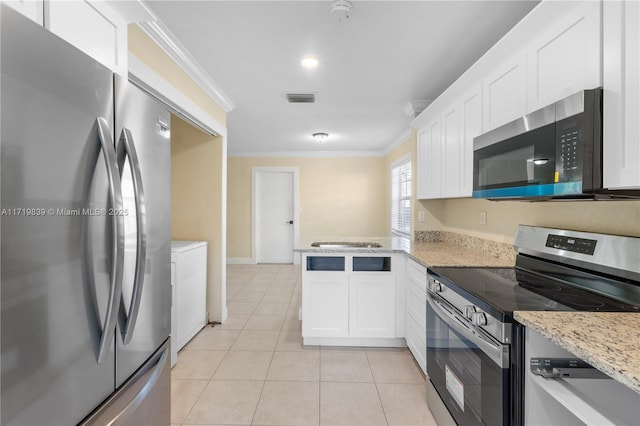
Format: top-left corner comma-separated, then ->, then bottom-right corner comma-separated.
136,19 -> 236,113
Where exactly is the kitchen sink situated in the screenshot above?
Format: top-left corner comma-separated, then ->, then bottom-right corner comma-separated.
310,242 -> 383,248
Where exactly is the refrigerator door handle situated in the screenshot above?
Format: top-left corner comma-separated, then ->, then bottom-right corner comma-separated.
116,127 -> 147,344
86,117 -> 125,364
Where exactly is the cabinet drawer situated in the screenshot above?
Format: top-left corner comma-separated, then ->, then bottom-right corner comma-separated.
406,317 -> 427,375
407,280 -> 427,333
407,259 -> 427,292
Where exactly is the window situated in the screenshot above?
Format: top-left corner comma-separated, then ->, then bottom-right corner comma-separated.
391,157 -> 411,238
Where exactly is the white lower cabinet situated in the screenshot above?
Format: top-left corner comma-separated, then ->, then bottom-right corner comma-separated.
405,259 -> 427,374
406,316 -> 426,375
349,273 -> 395,338
303,272 -> 349,338
302,254 -> 402,346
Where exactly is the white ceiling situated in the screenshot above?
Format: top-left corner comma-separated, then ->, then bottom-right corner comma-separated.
146,0 -> 539,156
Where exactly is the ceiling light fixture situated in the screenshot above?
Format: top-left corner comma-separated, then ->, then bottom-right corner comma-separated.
301,55 -> 319,69
312,132 -> 329,143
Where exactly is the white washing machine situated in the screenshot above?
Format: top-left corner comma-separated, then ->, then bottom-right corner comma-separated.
170,241 -> 208,367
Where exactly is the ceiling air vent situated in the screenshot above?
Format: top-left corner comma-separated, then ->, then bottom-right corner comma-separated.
286,93 -> 316,104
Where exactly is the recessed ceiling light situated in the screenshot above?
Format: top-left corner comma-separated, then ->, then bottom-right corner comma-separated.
301,55 -> 319,69
312,132 -> 329,143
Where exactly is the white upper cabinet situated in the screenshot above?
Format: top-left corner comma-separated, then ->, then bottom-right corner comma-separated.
45,0 -> 127,75
416,128 -> 430,200
2,0 -> 43,25
603,0 -> 640,190
459,86 -> 482,197
422,117 -> 443,199
441,106 -> 461,198
482,52 -> 526,131
526,1 -> 601,112
416,86 -> 481,200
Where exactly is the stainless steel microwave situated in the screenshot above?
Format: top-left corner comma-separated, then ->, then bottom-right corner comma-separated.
473,88 -> 605,200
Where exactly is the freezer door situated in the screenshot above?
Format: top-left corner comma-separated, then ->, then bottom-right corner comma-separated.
1,6 -> 119,425
114,76 -> 172,387
81,338 -> 171,426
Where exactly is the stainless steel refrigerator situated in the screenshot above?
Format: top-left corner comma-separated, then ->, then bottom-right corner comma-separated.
1,5 -> 172,425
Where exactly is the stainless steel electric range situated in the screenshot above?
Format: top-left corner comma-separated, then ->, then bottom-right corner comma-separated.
425,225 -> 640,426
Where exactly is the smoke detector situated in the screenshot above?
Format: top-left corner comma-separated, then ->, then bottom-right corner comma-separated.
329,0 -> 353,23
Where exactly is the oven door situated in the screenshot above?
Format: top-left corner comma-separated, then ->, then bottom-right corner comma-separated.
426,291 -> 510,426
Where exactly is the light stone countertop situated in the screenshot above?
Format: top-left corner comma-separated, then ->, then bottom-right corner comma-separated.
514,311 -> 640,394
295,236 -> 515,268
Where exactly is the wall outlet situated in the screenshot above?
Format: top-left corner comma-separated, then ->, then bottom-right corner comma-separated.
418,211 -> 426,222
480,211 -> 487,225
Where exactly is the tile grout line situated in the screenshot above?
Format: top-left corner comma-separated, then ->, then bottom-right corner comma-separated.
250,265 -> 287,426
365,350 -> 391,426
176,378 -> 211,425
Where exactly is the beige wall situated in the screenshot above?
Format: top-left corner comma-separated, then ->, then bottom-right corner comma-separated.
128,25 -> 229,322
171,116 -> 226,321
227,156 -> 388,259
419,198 -> 640,243
128,24 -> 227,128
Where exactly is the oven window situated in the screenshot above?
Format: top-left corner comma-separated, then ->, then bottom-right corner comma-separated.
427,301 -> 509,426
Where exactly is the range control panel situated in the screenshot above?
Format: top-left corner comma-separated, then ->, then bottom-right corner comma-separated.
545,234 -> 597,255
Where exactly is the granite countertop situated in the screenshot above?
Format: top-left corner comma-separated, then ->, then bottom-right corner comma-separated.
514,311 -> 640,394
295,235 -> 515,268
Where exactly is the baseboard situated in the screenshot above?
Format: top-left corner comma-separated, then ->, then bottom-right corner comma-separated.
227,257 -> 256,264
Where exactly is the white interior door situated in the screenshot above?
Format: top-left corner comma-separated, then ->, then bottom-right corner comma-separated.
255,169 -> 296,263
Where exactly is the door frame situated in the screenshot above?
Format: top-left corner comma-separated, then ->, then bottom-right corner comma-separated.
251,167 -> 300,264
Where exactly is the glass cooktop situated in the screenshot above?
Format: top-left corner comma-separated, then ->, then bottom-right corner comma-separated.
428,264 -> 640,322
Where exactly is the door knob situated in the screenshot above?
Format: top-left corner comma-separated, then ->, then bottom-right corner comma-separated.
286,220 -> 294,224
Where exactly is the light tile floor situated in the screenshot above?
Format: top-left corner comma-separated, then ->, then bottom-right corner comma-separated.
171,264 -> 438,426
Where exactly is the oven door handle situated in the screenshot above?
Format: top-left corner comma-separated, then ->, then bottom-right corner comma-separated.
427,292 -> 509,368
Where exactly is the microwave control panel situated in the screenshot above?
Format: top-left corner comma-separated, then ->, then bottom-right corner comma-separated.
556,115 -> 583,182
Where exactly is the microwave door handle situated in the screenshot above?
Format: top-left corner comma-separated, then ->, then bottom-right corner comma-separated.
426,292 -> 508,368
116,128 -> 147,345
86,117 -> 125,364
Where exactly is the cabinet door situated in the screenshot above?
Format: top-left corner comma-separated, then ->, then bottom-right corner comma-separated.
459,86 -> 483,197
406,317 -> 427,375
302,273 -> 349,338
349,273 -> 395,338
441,106 -> 461,198
424,118 -> 443,199
527,1 -> 601,112
483,52 -> 527,131
45,0 -> 127,74
416,128 -> 430,199
3,0 -> 43,24
603,0 -> 640,190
